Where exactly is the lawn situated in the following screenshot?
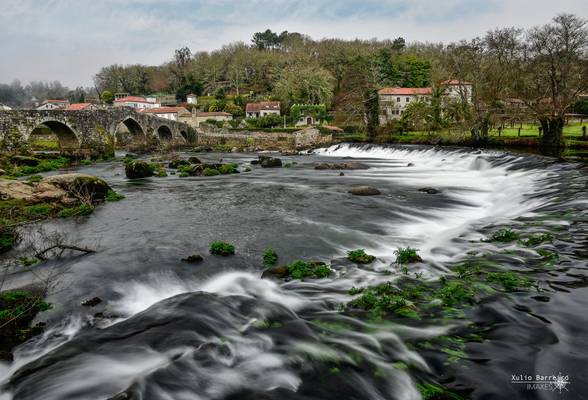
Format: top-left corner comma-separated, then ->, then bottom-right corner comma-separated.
488,122 -> 587,138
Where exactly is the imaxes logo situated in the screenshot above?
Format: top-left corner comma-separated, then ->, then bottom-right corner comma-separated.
511,372 -> 571,393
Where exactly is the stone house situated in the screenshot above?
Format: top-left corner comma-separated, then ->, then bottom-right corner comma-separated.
441,80 -> 473,102
113,96 -> 160,109
245,101 -> 281,118
144,106 -> 190,121
178,111 -> 232,128
378,88 -> 432,124
36,99 -> 69,110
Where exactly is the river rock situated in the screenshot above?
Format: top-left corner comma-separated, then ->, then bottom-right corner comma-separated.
181,253 -> 203,263
261,265 -> 289,279
10,155 -> 39,166
0,173 -> 110,204
418,187 -> 440,194
168,159 -> 191,169
188,156 -> 201,164
81,297 -> 102,307
125,160 -> 155,179
259,156 -> 282,168
349,186 -> 381,196
314,162 -> 369,170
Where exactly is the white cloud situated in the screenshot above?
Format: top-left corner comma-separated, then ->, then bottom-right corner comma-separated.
0,0 -> 586,87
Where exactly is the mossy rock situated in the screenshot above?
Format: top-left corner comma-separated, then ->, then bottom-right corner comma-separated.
168,159 -> 191,169
10,155 -> 40,167
125,161 -> 155,179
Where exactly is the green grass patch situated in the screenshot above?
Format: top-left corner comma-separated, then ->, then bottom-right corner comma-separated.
8,157 -> 70,177
105,190 -> 125,202
24,204 -> 53,217
57,204 -> 94,218
263,247 -> 278,267
203,168 -> 220,176
218,163 -> 239,174
288,260 -> 332,280
209,241 -> 235,256
394,247 -> 422,264
26,175 -> 43,183
347,249 -> 376,264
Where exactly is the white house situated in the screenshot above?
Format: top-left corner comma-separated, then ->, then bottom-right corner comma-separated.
441,80 -> 473,102
144,106 -> 190,121
36,99 -> 69,110
178,111 -> 232,128
245,101 -> 281,118
187,94 -> 198,105
378,87 -> 432,124
113,96 -> 159,109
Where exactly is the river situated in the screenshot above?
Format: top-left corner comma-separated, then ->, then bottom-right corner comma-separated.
1,143 -> 587,399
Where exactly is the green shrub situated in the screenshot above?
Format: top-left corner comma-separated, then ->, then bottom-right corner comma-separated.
263,247 -> 278,267
218,163 -> 238,174
487,228 -> 519,243
203,168 -> 220,176
105,190 -> 125,202
347,249 -> 376,264
57,204 -> 94,218
288,260 -> 331,279
314,264 -> 332,278
210,241 -> 235,256
394,247 -> 422,264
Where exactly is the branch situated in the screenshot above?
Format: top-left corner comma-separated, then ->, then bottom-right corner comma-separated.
35,244 -> 96,260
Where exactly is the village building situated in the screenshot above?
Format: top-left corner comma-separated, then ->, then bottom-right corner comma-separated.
291,104 -> 327,127
65,103 -> 98,111
187,94 -> 198,105
441,80 -> 473,102
245,101 -> 281,118
378,88 -> 432,124
36,99 -> 69,110
143,106 -> 190,121
113,96 -> 160,109
178,111 -> 232,128
146,93 -> 177,107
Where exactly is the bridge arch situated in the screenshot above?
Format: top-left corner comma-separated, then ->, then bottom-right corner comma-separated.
29,120 -> 80,150
114,117 -> 146,146
156,125 -> 173,141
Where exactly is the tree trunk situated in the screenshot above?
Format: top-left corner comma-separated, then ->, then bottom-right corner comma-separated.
539,116 -> 564,147
471,115 -> 489,147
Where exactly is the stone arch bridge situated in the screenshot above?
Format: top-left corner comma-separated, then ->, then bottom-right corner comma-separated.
0,108 -> 194,157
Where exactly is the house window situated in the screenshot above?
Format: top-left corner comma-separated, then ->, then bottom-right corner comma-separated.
396,97 -> 400,102
406,97 -> 410,102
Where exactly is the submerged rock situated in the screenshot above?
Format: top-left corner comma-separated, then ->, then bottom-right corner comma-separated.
125,160 -> 155,179
418,187 -> 440,194
314,162 -> 369,170
181,253 -> 204,263
81,297 -> 102,307
259,156 -> 282,168
261,265 -> 289,279
349,186 -> 381,196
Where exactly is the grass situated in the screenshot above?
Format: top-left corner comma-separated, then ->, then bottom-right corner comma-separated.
24,204 -> 53,217
7,157 -> 70,178
263,247 -> 278,267
105,190 -> 125,202
29,139 -> 60,150
347,249 -> 376,264
486,228 -> 519,243
209,241 -> 235,256
288,260 -> 332,279
57,204 -> 94,218
218,163 -> 239,174
394,247 -> 422,264
26,175 -> 43,183
203,167 -> 220,176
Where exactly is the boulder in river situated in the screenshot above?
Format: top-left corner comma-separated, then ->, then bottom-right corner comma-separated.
125,160 -> 155,179
168,159 -> 190,169
261,265 -> 290,279
181,253 -> 204,263
418,187 -> 440,194
349,186 -> 381,196
259,156 -> 282,168
81,297 -> 102,307
44,174 -> 110,201
188,156 -> 201,164
314,162 -> 369,170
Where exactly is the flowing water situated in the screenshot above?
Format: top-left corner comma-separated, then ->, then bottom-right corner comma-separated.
1,144 -> 587,399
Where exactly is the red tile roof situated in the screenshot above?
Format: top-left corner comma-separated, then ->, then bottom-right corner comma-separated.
441,79 -> 472,85
65,103 -> 92,111
144,107 -> 189,114
378,87 -> 432,95
114,96 -> 150,103
246,101 -> 281,112
194,112 -> 232,117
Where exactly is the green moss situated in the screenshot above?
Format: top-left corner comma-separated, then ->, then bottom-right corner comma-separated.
81,159 -> 93,166
218,163 -> 239,174
394,247 -> 422,264
537,249 -> 559,265
486,271 -> 535,292
105,190 -> 125,202
288,260 -> 332,280
520,233 -> 554,247
179,172 -> 189,177
348,287 -> 364,295
18,257 -> 39,266
435,280 -> 476,306
8,157 -> 70,177
203,167 -> 220,176
24,204 -> 53,217
57,204 -> 94,218
263,247 -> 278,267
209,241 -> 235,256
347,249 -> 376,264
487,228 -> 519,243
416,382 -> 464,400
26,175 -> 43,183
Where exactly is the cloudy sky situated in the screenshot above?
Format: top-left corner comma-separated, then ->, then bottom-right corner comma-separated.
1,0 -> 586,87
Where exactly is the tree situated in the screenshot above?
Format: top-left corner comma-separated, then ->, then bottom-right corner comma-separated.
392,37 -> 406,51
364,88 -> 380,139
514,14 -> 588,146
100,90 -> 114,104
273,65 -> 335,108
